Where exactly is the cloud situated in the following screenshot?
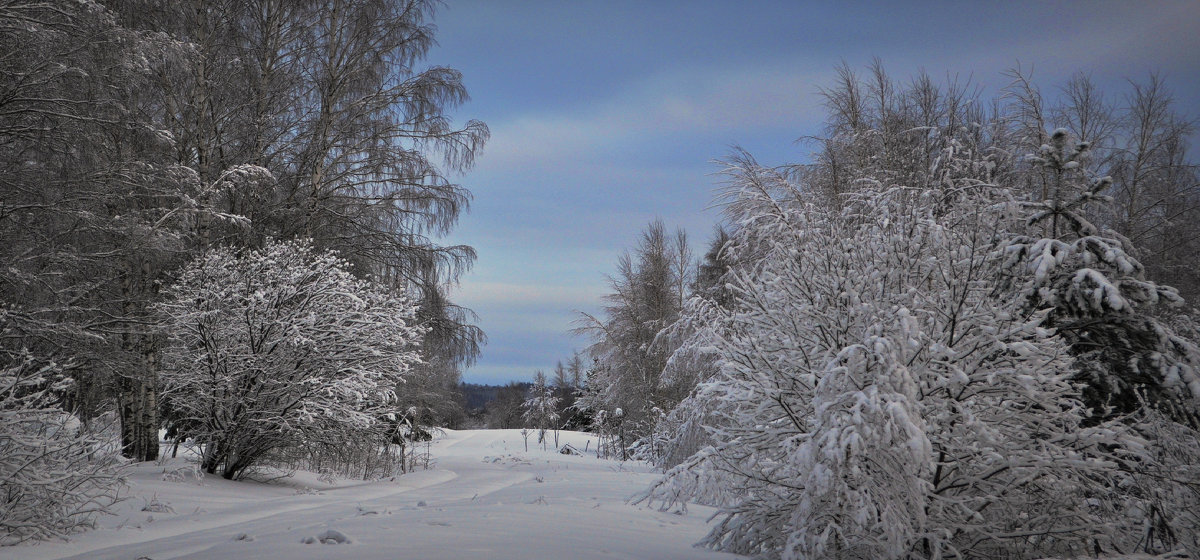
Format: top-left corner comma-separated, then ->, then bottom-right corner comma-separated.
469,0 -> 1198,183
474,61 -> 831,176
440,0 -> 1200,386
455,281 -> 605,311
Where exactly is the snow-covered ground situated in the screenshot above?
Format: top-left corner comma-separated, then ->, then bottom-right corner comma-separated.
13,429 -> 743,560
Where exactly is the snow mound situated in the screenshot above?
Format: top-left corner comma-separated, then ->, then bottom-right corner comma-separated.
301,529 -> 352,545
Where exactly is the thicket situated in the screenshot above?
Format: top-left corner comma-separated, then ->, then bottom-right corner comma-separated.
578,64 -> 1200,558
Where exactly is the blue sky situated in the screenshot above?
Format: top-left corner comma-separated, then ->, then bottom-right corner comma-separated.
424,0 -> 1200,385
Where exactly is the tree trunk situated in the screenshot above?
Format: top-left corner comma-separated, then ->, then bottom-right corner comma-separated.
117,365 -> 159,462
118,259 -> 160,462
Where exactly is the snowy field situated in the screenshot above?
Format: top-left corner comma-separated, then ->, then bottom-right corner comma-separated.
12,429 -> 743,560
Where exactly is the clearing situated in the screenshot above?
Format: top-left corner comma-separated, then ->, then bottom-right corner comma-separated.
12,429 -> 742,560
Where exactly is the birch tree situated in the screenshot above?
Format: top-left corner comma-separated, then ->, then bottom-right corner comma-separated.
576,221 -> 691,440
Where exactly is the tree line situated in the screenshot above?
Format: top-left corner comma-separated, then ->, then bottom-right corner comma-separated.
578,63 -> 1200,558
1,0 -> 483,544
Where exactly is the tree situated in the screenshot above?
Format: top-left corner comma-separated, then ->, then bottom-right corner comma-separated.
643,154 -> 1155,559
0,348 -> 125,545
549,360 -> 580,427
523,371 -> 560,450
156,240 -> 424,480
484,382 -> 529,429
692,226 -> 734,308
108,0 -> 489,426
566,352 -> 586,390
402,266 -> 483,429
1006,68 -> 1200,303
1001,127 -> 1200,423
0,0 -> 197,463
576,220 -> 691,440
552,361 -> 570,391
1110,76 -> 1200,302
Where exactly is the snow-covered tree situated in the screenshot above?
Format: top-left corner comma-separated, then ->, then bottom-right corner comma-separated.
1007,69 -> 1200,303
642,154 -> 1157,559
523,371 -> 560,449
575,221 -> 692,441
642,295 -> 728,468
0,0 -> 210,463
1002,128 -> 1200,423
0,346 -> 124,545
108,0 -> 489,400
156,240 -> 424,480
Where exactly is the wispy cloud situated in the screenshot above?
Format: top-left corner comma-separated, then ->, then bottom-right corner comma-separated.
476,62 -> 831,176
433,0 -> 1200,385
455,282 -> 605,310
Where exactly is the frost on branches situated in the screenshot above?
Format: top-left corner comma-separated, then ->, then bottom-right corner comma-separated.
156,240 -> 424,480
641,158 -> 1181,559
0,346 -> 125,545
1003,128 -> 1200,423
522,371 -> 560,449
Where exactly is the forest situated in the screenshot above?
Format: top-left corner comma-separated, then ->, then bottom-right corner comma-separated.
2,1 -> 1199,559
1,0 -> 486,541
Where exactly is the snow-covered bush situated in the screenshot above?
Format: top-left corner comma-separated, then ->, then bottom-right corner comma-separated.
156,239 -> 424,480
589,408 -> 629,461
1121,407 -> 1200,553
641,158 -> 1154,559
0,350 -> 125,545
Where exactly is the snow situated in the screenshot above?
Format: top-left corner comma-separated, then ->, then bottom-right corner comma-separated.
12,429 -> 743,560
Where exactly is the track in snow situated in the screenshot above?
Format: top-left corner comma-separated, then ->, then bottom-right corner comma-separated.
14,429 -> 743,560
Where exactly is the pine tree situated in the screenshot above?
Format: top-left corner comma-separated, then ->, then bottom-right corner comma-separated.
1002,128 -> 1200,423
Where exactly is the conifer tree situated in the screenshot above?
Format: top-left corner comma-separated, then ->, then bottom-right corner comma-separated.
1003,128 -> 1200,423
